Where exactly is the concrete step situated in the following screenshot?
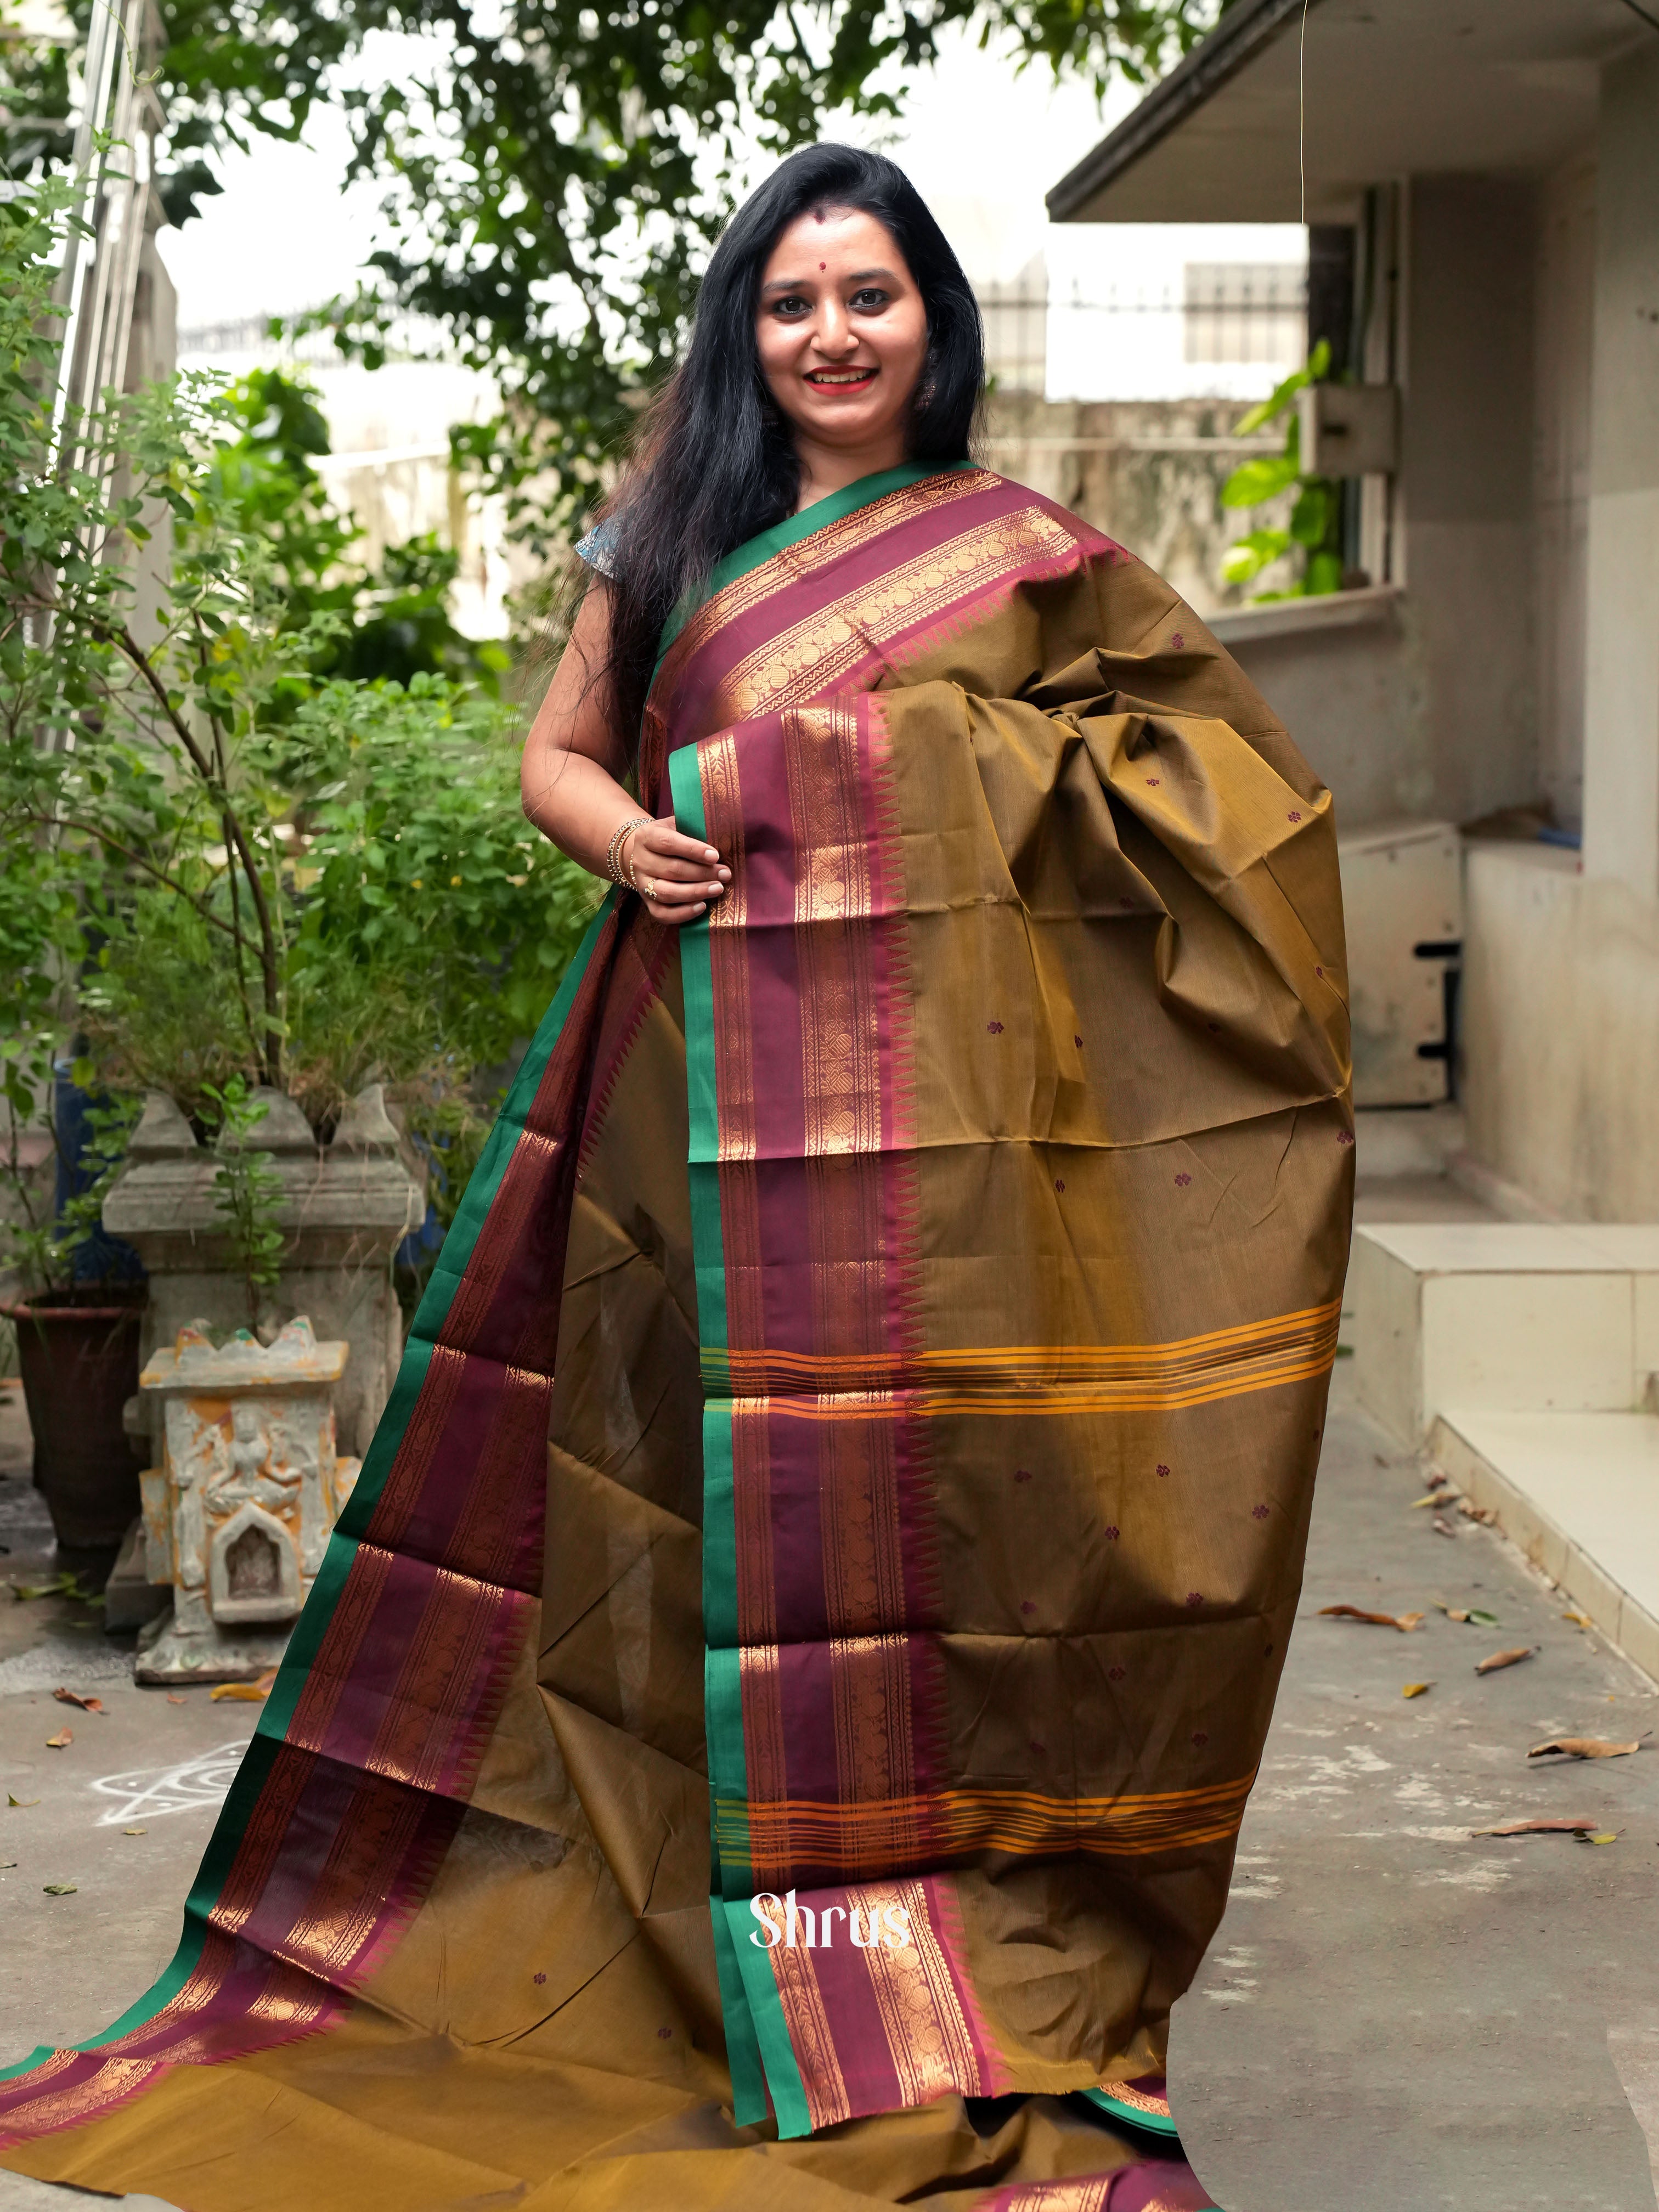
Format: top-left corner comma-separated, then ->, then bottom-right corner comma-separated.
1351,1221 -> 1659,1443
1430,1406 -> 1659,1686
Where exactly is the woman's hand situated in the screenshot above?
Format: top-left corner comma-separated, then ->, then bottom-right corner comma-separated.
520,584 -> 730,924
621,815 -> 731,927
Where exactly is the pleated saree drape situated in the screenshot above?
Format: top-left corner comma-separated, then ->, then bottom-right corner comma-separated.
1,462 -> 1350,2210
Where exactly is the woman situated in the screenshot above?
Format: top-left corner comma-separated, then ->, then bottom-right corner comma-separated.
1,146 -> 1350,2209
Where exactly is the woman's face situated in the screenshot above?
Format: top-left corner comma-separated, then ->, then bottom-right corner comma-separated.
754,206 -> 929,458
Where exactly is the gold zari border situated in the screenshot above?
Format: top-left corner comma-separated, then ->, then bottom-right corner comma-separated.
718,1771 -> 1256,1871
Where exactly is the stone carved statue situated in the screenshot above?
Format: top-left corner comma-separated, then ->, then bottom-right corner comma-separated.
137,1317 -> 360,1684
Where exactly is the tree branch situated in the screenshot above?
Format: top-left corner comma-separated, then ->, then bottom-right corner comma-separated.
29,810 -> 243,937
106,618 -> 285,1087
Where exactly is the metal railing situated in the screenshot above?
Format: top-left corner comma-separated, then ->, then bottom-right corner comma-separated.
978,268 -> 1309,394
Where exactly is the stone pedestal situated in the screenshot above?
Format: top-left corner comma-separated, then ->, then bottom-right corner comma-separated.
104,1082 -> 425,1459
135,1317 -> 359,1684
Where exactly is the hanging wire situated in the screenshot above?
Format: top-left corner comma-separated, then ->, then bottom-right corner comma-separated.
1299,0 -> 1311,226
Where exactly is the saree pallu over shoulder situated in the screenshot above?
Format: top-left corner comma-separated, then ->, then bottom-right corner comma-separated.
654,468 -> 1350,2137
0,464 -> 1335,2210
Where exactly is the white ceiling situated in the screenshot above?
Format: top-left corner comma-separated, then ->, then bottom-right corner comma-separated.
1049,0 -> 1652,224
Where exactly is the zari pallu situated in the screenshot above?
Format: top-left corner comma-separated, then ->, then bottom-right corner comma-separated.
0,462 -> 1350,2210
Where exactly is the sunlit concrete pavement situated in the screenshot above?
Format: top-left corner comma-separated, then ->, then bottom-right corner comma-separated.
0,1384 -> 255,2212
1175,1353 -> 1659,2212
5,1195 -> 1659,2210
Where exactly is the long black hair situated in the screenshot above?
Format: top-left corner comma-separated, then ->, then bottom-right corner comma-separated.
591,143 -> 984,746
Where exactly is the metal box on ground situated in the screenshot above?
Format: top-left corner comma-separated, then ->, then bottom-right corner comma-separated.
1337,817 -> 1462,1107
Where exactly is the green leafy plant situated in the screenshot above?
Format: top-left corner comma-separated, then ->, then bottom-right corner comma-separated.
205,368 -> 509,698
0,1077 -> 140,1301
1,172 -> 594,1302
4,1 -> 1233,542
202,1076 -> 287,1330
1219,340 -> 1343,601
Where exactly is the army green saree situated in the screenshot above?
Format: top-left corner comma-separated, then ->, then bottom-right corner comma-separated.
1,462 -> 1350,2209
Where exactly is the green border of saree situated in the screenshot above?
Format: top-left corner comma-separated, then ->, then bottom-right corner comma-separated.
652,458 -> 973,670
673,750 -> 815,2140
669,751 -> 782,2131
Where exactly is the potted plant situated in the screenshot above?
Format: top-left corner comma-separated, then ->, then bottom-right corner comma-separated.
2,174 -> 594,1479
0,1054 -> 146,1565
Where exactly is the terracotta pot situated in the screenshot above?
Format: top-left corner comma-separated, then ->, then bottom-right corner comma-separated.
2,1289 -> 148,1555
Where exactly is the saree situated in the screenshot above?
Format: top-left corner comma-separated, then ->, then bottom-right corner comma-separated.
0,462 -> 1351,2210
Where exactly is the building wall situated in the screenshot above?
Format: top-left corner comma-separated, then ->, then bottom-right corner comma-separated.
1463,842 -> 1659,1220
1581,42 -> 1659,902
1223,601 -> 1429,831
1460,50 -> 1659,1226
1161,178 -> 1547,839
983,391 -> 1301,617
1398,175 -> 1540,828
1533,153 -> 1595,833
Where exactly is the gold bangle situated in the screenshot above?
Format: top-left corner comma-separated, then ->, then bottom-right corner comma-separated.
606,815 -> 651,888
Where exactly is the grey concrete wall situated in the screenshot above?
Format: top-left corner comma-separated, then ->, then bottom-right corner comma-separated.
983,392 -> 1300,618
1582,43 -> 1659,900
1226,599 -> 1429,831
1462,840 -> 1659,1221
1201,180 -> 1545,838
1462,52 -> 1659,1227
1399,176 -> 1540,827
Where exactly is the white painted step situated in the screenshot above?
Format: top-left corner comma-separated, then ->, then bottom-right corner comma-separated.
1431,1406 -> 1659,1685
1351,1221 -> 1659,1443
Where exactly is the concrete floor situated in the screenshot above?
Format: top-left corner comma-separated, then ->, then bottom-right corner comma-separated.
1174,1357 -> 1659,2212
5,1170 -> 1658,2209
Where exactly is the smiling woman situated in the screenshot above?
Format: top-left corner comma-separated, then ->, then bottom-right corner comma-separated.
754,206 -> 932,494
1,145 -> 1349,2212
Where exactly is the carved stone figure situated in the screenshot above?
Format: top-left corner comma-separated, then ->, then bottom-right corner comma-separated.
135,1317 -> 360,1684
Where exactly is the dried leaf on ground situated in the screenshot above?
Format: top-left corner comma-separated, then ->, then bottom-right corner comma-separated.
1319,1605 -> 1425,1632
1459,1500 -> 1497,1526
1425,1471 -> 1449,1490
1438,1605 -> 1500,1626
165,1693 -> 187,1705
41,1882 -> 77,1895
1402,1682 -> 1434,1698
209,1668 -> 277,1703
1472,1817 -> 1599,1837
1412,1493 -> 1456,1510
7,1793 -> 40,1808
1527,1737 -> 1641,1760
52,1687 -> 103,1713
1475,1646 -> 1538,1675
1583,1832 -> 1621,1846
121,1827 -> 146,1837
1432,1517 -> 1458,1538
0,1860 -> 15,1869
44,1729 -> 72,1748
1562,1611 -> 1594,1628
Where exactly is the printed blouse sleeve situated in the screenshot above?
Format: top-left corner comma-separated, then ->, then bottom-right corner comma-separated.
574,516 -> 620,579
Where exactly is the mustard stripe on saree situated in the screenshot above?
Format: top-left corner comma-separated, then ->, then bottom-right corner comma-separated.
0,461 -> 1344,2209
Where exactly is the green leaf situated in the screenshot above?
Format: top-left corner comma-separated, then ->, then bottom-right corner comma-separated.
1221,454 -> 1301,509
1289,482 -> 1331,547
1221,528 -> 1291,585
1305,550 -> 1345,597
1233,336 -> 1332,437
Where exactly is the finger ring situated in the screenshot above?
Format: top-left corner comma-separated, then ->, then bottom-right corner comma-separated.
640,876 -> 656,900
